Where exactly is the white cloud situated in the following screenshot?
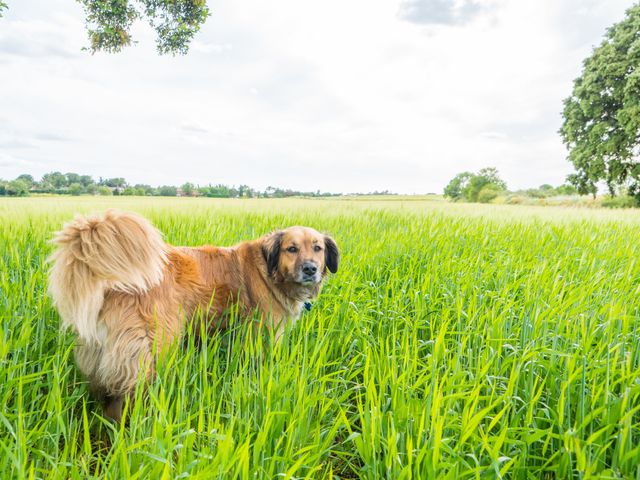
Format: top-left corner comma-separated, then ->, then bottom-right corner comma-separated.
398,0 -> 493,26
0,14 -> 83,58
0,0 -> 636,192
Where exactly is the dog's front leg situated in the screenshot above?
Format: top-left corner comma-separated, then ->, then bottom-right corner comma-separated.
103,394 -> 125,422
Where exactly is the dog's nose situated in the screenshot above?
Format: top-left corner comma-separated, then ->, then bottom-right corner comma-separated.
302,262 -> 318,276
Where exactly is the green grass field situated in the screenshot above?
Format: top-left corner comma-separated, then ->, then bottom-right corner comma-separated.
1,196 -> 639,479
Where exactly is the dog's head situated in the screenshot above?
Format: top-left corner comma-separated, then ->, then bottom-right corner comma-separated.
262,226 -> 339,286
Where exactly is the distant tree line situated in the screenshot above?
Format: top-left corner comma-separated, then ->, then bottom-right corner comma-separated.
444,167 -> 578,203
0,172 -> 345,198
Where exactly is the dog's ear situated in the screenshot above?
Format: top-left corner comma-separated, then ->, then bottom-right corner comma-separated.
324,235 -> 339,274
262,231 -> 283,277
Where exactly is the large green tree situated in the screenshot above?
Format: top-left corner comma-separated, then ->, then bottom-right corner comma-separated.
1,1 -> 209,54
560,4 -> 640,200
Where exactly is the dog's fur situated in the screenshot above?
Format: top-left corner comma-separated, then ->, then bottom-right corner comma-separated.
48,210 -> 338,420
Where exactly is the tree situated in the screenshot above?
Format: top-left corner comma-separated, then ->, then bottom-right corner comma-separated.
101,177 -> 127,188
134,184 -> 154,195
158,185 -> 177,196
72,0 -> 210,54
0,2 -> 6,18
15,174 -> 34,188
42,171 -> 67,190
443,172 -> 473,200
198,184 -> 230,197
79,175 -> 95,187
464,167 -> 506,202
444,168 -> 507,203
68,183 -> 84,196
237,184 -> 254,198
66,172 -> 82,185
555,183 -> 577,196
181,182 -> 195,196
6,179 -> 29,196
560,4 -> 640,201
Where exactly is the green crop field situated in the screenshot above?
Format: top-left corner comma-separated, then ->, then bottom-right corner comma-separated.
1,196 -> 639,479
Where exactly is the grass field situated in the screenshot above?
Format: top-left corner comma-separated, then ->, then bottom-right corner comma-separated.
1,196 -> 640,479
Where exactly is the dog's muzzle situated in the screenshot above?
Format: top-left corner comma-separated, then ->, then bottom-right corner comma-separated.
299,261 -> 320,284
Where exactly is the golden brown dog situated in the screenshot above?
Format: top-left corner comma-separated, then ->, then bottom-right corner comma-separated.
48,210 -> 339,420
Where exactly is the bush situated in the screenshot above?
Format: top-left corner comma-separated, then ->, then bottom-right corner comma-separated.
601,195 -> 638,209
158,186 -> 177,196
68,183 -> 83,196
97,186 -> 113,196
181,182 -> 195,196
444,168 -> 507,202
555,184 -> 577,195
477,185 -> 501,203
6,179 -> 29,196
525,188 -> 549,199
465,168 -> 507,202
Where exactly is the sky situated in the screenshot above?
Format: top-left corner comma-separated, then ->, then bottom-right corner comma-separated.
0,0 -> 636,194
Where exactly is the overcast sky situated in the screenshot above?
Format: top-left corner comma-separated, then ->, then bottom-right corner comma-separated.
0,0 -> 635,193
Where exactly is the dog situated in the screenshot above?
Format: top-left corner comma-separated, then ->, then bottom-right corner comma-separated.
48,209 -> 339,421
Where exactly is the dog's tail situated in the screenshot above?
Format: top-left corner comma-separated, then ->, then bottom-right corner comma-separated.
48,209 -> 169,342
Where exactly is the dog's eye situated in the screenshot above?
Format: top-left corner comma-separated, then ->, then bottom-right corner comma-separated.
286,246 -> 298,253
313,245 -> 322,252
